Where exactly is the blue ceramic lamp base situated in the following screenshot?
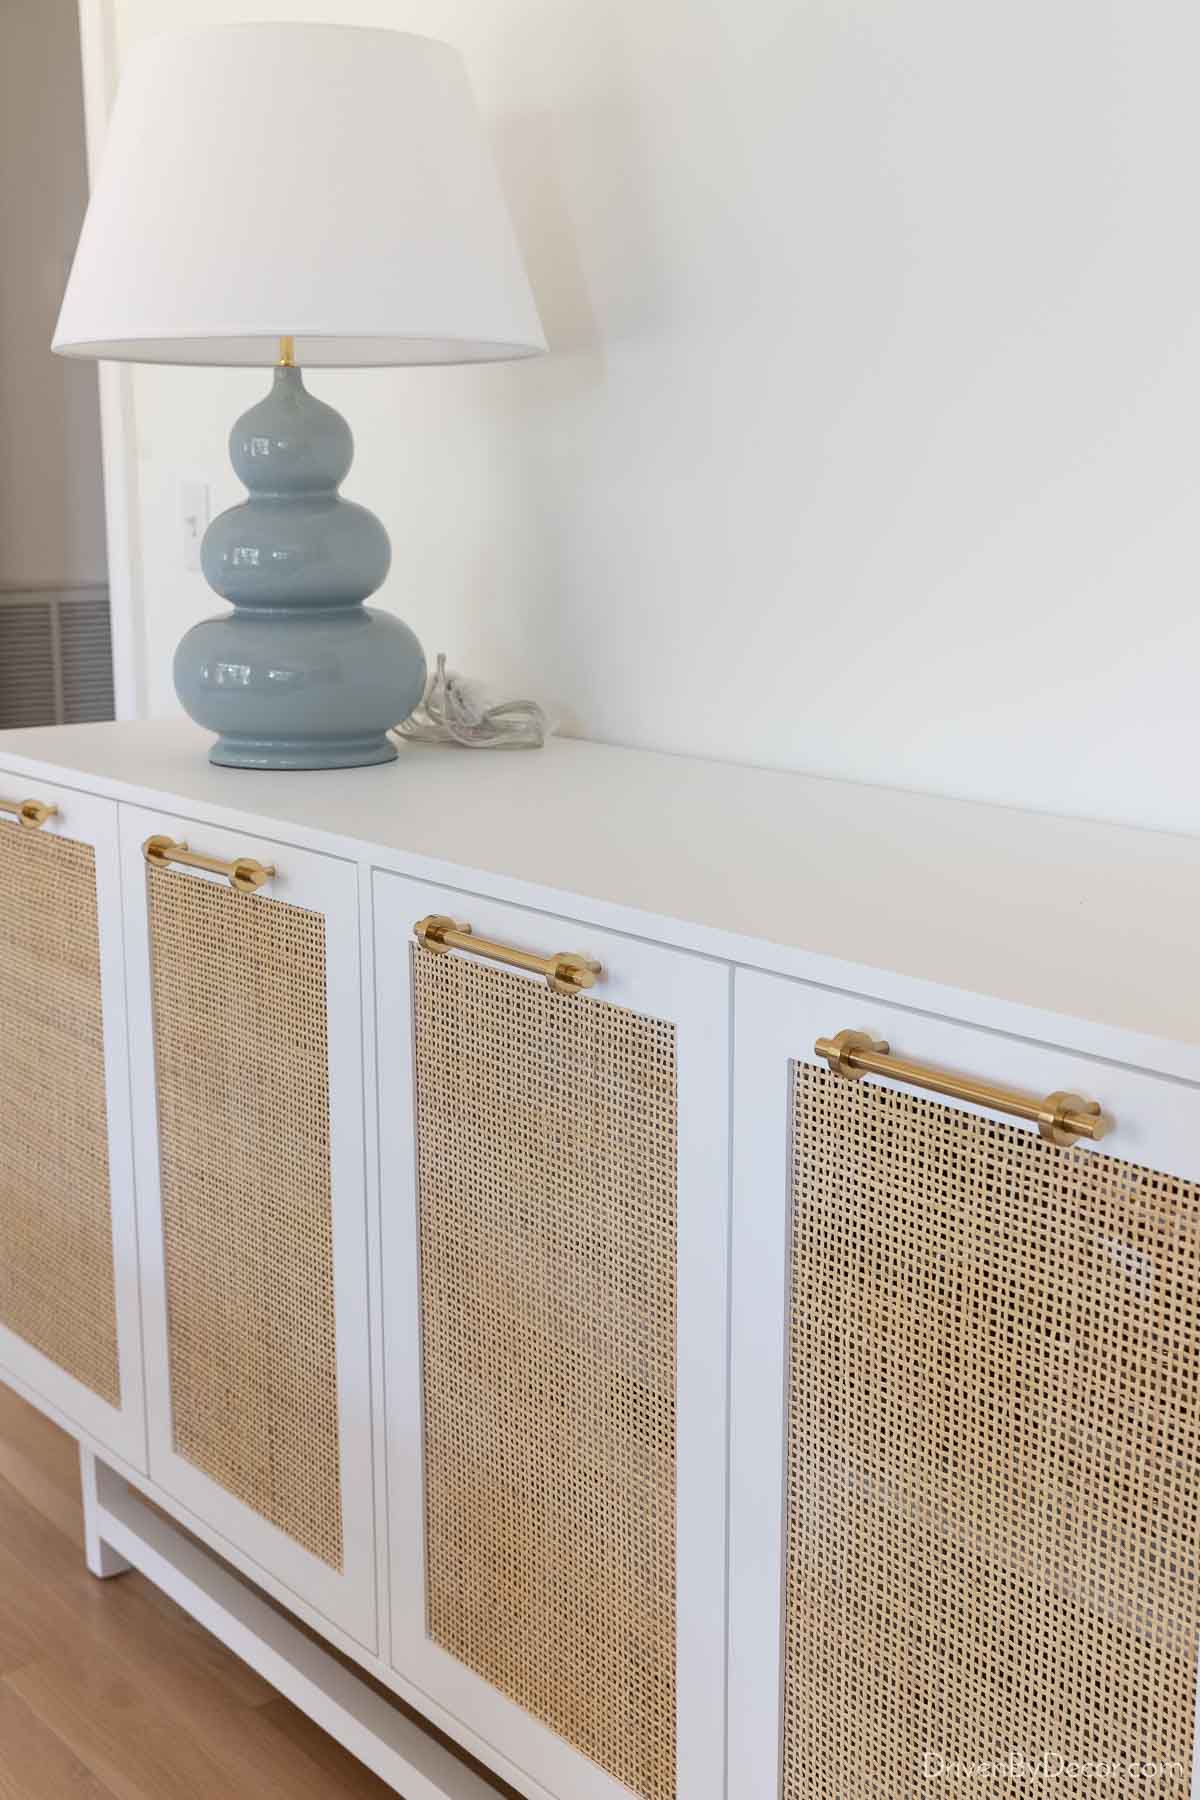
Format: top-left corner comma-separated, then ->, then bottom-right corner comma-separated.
174,363 -> 426,770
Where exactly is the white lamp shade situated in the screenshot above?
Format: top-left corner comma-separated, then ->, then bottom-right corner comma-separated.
53,22 -> 546,367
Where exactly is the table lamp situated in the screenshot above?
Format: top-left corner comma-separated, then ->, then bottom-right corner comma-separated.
53,22 -> 546,769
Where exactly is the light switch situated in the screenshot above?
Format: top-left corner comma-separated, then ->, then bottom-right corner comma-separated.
180,481 -> 210,571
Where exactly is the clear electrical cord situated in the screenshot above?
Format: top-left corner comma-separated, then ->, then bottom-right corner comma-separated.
392,653 -> 547,750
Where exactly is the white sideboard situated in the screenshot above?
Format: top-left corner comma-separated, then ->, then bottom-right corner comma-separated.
0,719 -> 1197,1800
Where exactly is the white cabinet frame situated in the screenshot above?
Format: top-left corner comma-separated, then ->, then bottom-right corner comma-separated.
374,872 -> 732,1800
728,966 -> 1200,1800
0,775 -> 145,1469
120,803 -> 378,1649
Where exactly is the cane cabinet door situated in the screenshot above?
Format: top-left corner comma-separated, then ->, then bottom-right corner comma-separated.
0,776 -> 144,1468
375,873 -> 730,1800
121,804 -> 376,1648
730,968 -> 1200,1800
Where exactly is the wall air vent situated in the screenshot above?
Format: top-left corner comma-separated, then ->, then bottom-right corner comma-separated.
0,585 -> 114,728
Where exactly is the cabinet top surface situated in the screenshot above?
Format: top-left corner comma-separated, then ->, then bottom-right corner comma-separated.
1,718 -> 1196,1058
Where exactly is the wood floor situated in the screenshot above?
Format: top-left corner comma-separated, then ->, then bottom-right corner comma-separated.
0,1382 -> 397,1799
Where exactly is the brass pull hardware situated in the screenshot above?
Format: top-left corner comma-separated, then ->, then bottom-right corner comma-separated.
415,914 -> 602,996
0,797 -> 58,829
815,1029 -> 1109,1148
143,834 -> 276,895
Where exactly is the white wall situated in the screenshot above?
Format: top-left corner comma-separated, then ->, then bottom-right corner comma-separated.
1,0 -> 107,587
108,0 -> 1199,834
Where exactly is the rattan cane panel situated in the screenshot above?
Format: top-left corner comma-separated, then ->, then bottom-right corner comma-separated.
0,821 -> 119,1405
783,1061 -> 1200,1799
411,947 -> 677,1800
147,866 -> 342,1570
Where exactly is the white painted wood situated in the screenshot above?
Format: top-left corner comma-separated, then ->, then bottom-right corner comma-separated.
1,1347 -> 557,1800
374,872 -> 731,1800
357,860 -> 393,1668
0,726 -> 1195,1800
728,965 -> 1200,1800
0,720 -> 1196,1086
0,774 -> 145,1471
119,801 -> 378,1649
80,1443 -> 130,1577
727,974 -> 790,1800
91,1460 -> 498,1800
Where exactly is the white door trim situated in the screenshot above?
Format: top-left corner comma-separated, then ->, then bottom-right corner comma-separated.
75,0 -> 145,720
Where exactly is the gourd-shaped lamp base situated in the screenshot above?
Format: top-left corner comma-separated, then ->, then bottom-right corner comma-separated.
174,364 -> 427,770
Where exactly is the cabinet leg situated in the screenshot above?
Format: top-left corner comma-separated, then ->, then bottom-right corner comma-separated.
79,1446 -> 131,1579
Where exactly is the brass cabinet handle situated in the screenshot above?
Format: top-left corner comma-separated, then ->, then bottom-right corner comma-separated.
815,1029 -> 1109,1148
0,797 -> 58,829
415,914 -> 602,996
143,834 -> 276,895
